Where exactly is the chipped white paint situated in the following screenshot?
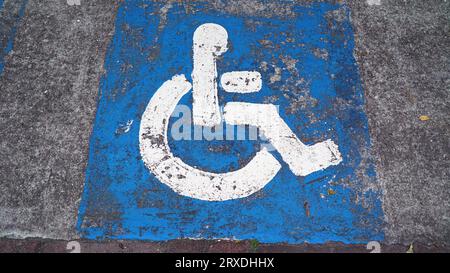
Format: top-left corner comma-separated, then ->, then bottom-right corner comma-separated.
223,102 -> 342,176
221,71 -> 262,93
139,75 -> 281,201
192,23 -> 228,127
140,23 -> 343,201
366,0 -> 381,6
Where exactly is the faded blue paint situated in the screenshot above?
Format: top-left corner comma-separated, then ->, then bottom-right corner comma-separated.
0,0 -> 28,75
77,1 -> 384,243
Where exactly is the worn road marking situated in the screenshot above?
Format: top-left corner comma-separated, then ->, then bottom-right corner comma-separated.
140,75 -> 281,201
223,102 -> 342,176
140,24 -> 341,200
192,23 -> 228,127
78,1 -> 384,244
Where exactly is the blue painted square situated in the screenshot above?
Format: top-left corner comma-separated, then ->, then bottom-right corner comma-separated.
77,0 -> 384,243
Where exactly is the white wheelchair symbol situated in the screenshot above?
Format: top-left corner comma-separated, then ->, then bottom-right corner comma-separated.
139,23 -> 342,201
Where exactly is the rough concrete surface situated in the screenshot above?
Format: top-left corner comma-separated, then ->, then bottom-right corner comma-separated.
0,0 -> 448,251
347,0 -> 449,246
0,0 -> 117,239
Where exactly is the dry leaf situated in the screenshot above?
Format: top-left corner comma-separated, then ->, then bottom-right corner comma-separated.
419,115 -> 430,121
